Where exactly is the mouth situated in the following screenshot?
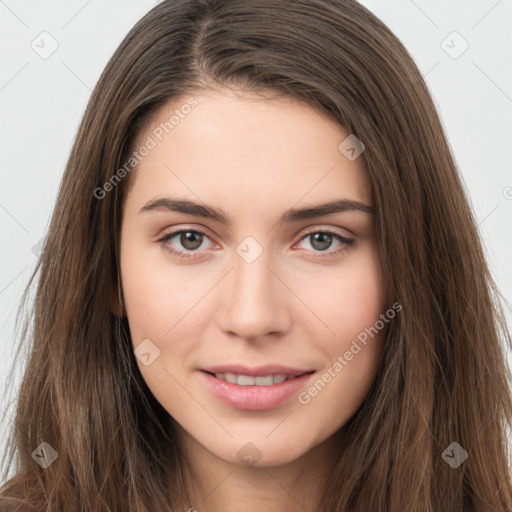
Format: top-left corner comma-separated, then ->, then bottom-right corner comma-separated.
199,367 -> 316,410
203,371 -> 310,386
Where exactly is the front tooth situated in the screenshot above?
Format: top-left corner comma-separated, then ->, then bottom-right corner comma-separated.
214,373 -> 292,385
237,375 -> 255,386
255,375 -> 274,386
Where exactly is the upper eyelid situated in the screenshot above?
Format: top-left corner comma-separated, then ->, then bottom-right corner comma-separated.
158,226 -> 215,244
157,225 -> 354,250
158,225 -> 353,242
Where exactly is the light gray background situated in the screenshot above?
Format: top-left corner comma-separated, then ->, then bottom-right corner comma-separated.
1,0 -> 511,481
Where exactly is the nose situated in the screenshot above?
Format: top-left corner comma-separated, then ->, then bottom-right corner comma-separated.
216,246 -> 291,342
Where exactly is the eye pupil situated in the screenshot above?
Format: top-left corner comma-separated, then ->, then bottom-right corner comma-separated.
311,233 -> 332,251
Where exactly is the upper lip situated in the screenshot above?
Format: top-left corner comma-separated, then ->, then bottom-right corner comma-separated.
201,364 -> 314,377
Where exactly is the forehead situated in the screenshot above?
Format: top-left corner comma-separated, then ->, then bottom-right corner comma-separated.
125,87 -> 373,215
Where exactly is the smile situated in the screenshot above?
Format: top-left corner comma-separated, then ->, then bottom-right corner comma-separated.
200,369 -> 315,410
207,372 -> 305,386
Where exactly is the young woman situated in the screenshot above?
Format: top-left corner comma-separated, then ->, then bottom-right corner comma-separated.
1,0 -> 511,510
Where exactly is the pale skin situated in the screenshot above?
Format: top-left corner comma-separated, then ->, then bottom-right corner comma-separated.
118,86 -> 389,511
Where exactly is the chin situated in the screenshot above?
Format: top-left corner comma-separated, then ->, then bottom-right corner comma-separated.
206,435 -> 315,469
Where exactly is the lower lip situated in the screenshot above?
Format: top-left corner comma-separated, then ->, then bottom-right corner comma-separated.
199,371 -> 315,411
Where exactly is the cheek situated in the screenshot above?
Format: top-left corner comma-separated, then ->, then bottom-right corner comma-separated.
324,249 -> 388,399
120,241 -> 197,409
299,252 -> 388,433
120,237 -> 192,341
120,237 -> 211,400
121,269 -> 169,343
302,246 -> 387,346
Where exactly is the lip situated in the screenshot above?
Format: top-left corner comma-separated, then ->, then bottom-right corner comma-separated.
199,368 -> 316,411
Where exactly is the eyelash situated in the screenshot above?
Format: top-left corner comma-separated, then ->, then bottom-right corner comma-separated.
157,227 -> 354,260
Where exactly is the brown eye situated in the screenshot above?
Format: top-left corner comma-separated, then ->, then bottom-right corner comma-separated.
157,228 -> 213,259
309,232 -> 334,251
296,230 -> 354,258
179,231 -> 204,251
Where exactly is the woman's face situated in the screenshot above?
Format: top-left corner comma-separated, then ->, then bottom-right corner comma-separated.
119,87 -> 388,467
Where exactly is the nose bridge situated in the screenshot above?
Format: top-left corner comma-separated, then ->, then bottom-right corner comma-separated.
232,239 -> 275,310
233,242 -> 271,297
229,232 -> 273,291
217,237 -> 289,339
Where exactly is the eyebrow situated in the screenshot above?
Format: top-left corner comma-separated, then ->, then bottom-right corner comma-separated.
139,196 -> 375,225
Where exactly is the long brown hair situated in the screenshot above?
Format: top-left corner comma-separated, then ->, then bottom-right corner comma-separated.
1,0 -> 511,510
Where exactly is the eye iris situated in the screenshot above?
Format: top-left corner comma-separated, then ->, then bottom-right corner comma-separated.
310,233 -> 332,251
181,231 -> 203,250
